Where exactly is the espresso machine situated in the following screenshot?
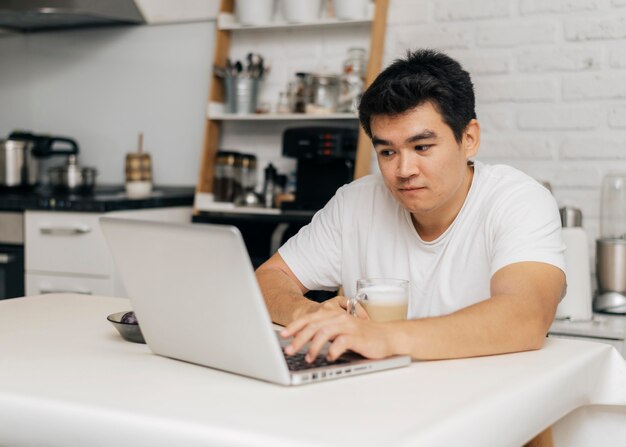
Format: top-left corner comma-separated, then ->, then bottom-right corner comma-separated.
281,126 -> 357,211
595,173 -> 626,314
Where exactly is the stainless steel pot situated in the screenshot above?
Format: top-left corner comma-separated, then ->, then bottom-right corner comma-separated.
48,155 -> 97,193
596,238 -> 626,292
0,139 -> 39,187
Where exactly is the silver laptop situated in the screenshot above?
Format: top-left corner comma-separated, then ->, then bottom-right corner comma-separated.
99,217 -> 411,386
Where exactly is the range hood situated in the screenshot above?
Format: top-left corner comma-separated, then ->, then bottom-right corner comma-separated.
0,0 -> 218,32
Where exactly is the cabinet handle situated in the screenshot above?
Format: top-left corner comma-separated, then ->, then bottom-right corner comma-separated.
0,253 -> 15,264
39,288 -> 93,295
39,225 -> 92,235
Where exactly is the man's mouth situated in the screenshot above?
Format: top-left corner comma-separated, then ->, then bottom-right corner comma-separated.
398,186 -> 425,192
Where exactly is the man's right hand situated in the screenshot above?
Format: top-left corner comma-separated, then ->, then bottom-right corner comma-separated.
318,295 -> 370,320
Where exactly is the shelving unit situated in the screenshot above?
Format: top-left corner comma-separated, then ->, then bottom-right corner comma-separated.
194,0 -> 389,210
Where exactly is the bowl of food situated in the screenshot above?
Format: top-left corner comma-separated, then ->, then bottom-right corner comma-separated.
107,311 -> 145,344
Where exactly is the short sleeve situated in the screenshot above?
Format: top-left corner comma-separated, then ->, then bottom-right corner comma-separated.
277,186 -> 345,291
489,183 -> 566,276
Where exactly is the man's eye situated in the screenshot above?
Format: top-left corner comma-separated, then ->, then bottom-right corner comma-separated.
415,145 -> 431,152
379,149 -> 394,157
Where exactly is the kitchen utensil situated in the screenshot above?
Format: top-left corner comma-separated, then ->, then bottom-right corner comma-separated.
595,173 -> 626,314
0,132 -> 79,188
48,154 -> 97,193
107,311 -> 146,344
225,77 -> 259,114
555,207 -> 592,321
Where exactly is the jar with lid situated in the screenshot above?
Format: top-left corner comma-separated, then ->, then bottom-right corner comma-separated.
339,47 -> 367,113
306,73 -> 340,114
292,72 -> 313,113
236,153 -> 258,194
212,150 -> 239,202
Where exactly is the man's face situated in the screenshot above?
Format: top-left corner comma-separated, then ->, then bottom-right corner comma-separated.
370,101 -> 479,225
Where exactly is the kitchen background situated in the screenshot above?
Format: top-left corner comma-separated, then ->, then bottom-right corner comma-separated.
1,0 -> 626,249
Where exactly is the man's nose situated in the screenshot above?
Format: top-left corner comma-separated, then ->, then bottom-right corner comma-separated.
397,152 -> 419,178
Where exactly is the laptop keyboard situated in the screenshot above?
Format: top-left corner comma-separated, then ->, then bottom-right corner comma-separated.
285,352 -> 357,371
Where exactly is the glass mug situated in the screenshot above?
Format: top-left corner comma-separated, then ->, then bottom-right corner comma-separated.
348,278 -> 409,323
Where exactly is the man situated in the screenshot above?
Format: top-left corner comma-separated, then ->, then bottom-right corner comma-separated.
255,49 -> 565,363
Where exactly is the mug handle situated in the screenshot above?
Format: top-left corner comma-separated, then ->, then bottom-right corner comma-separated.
348,291 -> 367,317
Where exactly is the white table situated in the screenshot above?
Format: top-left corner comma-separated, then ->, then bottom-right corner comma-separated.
1,294 -> 626,447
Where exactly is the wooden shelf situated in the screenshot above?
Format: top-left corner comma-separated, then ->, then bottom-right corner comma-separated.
195,0 -> 389,202
217,12 -> 372,31
207,102 -> 358,121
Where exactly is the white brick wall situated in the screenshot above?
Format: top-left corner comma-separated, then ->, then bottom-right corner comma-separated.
385,0 -> 626,254
226,0 -> 626,258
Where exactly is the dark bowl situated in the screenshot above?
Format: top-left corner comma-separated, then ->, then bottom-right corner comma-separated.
107,311 -> 146,344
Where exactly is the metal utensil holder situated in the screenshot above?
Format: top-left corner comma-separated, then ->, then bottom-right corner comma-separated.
225,77 -> 260,114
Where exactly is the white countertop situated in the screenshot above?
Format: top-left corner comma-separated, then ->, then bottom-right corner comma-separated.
1,294 -> 626,447
551,313 -> 626,340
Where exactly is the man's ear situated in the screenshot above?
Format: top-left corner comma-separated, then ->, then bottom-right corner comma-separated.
463,119 -> 480,158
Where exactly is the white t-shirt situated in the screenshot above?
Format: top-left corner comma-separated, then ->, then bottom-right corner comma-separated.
278,161 -> 566,319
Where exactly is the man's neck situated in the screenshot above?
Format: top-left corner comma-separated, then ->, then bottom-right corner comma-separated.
411,165 -> 474,242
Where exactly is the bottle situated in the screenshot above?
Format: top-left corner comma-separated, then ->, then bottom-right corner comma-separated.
262,163 -> 277,208
556,207 -> 593,321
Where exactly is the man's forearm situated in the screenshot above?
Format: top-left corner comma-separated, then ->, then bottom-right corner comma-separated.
389,293 -> 554,360
255,268 -> 319,326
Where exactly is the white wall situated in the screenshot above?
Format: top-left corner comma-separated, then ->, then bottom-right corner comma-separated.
0,22 -> 214,186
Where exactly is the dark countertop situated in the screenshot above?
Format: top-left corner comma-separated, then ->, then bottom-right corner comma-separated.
192,209 -> 316,225
0,185 -> 195,212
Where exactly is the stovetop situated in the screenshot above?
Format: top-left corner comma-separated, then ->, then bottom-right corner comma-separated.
0,184 -> 195,212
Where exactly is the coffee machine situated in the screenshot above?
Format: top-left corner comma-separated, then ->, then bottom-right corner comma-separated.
281,127 -> 357,211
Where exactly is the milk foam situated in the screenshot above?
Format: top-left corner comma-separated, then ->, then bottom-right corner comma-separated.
359,285 -> 407,305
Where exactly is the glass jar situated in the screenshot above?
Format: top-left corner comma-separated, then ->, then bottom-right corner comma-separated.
213,150 -> 239,202
339,47 -> 367,113
293,72 -> 313,113
276,91 -> 292,114
238,153 -> 258,192
307,73 -> 340,114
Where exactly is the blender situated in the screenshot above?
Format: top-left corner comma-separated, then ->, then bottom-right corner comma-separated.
595,173 -> 626,314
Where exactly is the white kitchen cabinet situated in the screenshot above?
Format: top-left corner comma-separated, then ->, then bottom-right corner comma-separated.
25,272 -> 119,297
24,210 -> 124,297
25,211 -> 114,276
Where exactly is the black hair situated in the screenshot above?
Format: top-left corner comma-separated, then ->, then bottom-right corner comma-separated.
358,49 -> 476,143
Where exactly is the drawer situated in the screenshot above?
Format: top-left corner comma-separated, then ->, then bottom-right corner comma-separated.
25,211 -> 113,276
25,273 -> 118,297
